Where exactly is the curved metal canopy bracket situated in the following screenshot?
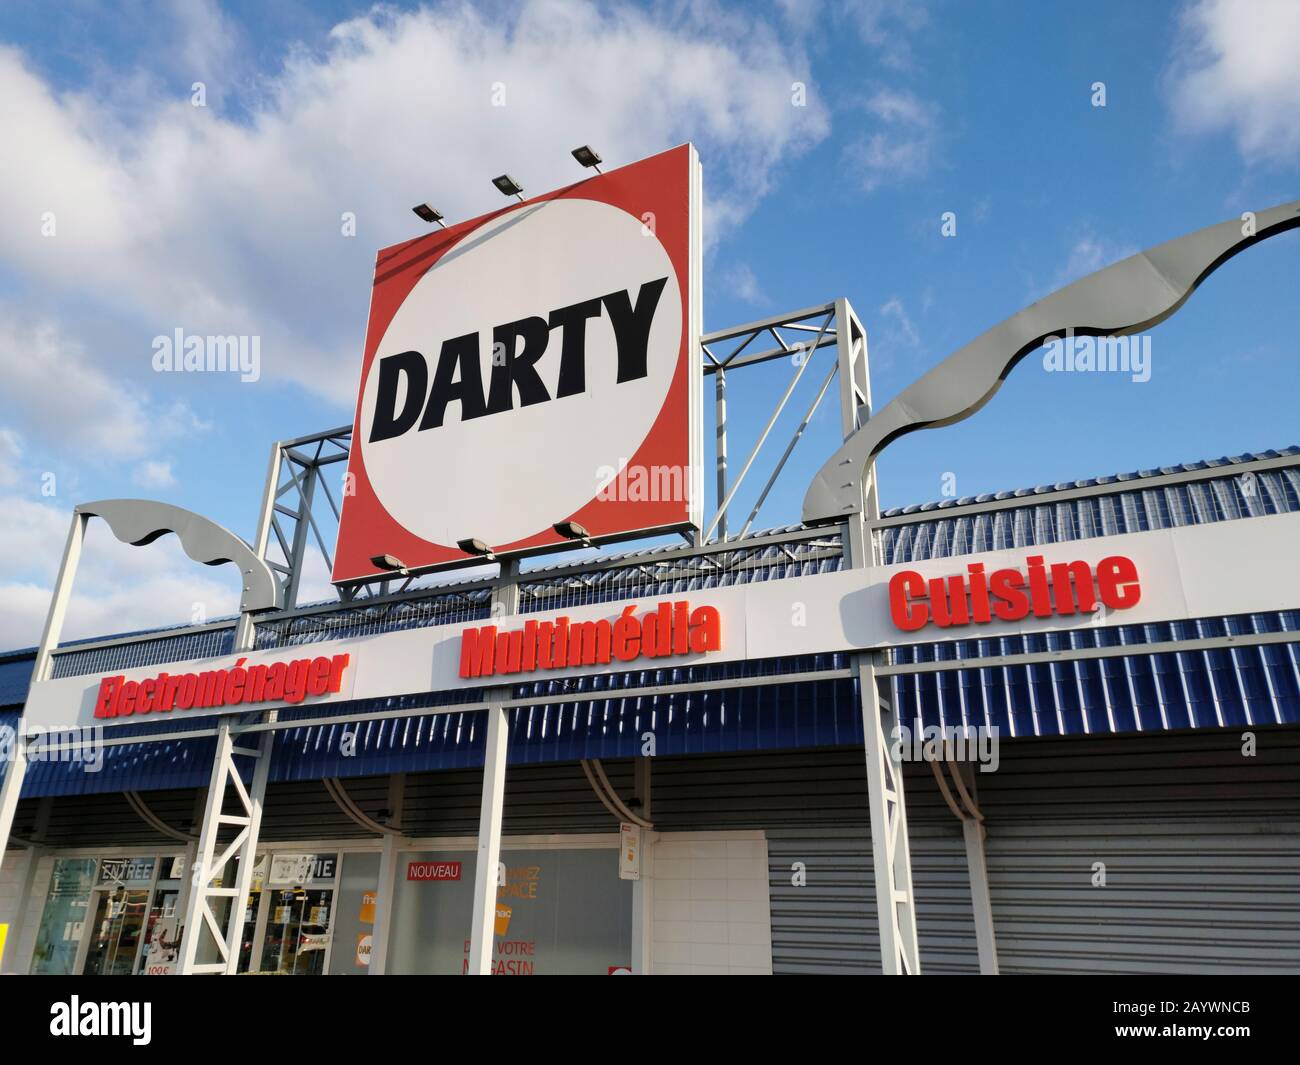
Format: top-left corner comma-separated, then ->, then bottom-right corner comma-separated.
802,198 -> 1300,525
76,498 -> 282,613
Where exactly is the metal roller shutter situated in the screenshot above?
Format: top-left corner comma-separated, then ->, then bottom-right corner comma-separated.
977,727 -> 1300,974
648,750 -> 981,974
765,825 -> 979,974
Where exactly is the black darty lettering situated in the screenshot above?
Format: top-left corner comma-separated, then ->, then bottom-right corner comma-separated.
368,277 -> 669,442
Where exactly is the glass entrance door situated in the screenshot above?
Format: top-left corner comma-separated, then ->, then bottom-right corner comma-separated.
82,888 -> 150,975
135,884 -> 181,975
259,888 -> 333,975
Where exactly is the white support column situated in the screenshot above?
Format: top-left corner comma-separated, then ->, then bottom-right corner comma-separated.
466,561 -> 517,976
0,511 -> 87,879
368,831 -> 400,975
1,844 -> 43,974
176,710 -> 272,975
467,703 -> 508,975
946,758 -> 999,975
172,839 -> 199,941
838,299 -> 920,974
222,728 -> 272,974
631,831 -> 654,975
178,721 -> 237,975
963,819 -> 999,974
855,654 -> 921,974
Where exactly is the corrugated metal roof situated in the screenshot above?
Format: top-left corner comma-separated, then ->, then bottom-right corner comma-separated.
0,655 -> 33,708
2,444 -> 1298,798
878,446 -> 1299,517
9,658 -> 862,797
10,615 -> 1300,798
2,445 -> 1293,675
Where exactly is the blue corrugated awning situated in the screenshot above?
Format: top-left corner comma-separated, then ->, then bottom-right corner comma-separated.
6,622 -> 1300,798
13,713 -> 241,797
269,667 -> 861,782
892,613 -> 1300,738
8,657 -> 862,796
0,655 -> 33,707
0,708 -> 18,792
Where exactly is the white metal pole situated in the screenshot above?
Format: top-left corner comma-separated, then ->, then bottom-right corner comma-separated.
369,831 -> 400,975
0,511 -> 87,880
838,300 -> 920,974
631,832 -> 654,974
466,703 -> 508,975
963,819 -> 999,974
171,839 -> 199,941
1,845 -> 42,973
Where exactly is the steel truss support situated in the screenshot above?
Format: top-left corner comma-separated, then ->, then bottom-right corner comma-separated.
836,299 -> 920,974
176,718 -> 272,975
253,427 -> 352,610
701,303 -> 840,543
853,658 -> 920,974
177,453 -> 287,975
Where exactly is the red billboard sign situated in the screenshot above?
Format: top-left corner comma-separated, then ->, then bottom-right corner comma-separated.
334,145 -> 702,583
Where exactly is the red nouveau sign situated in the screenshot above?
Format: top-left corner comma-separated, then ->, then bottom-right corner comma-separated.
407,861 -> 462,882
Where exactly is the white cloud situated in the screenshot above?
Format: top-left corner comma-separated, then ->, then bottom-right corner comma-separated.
722,262 -> 767,305
0,1 -> 836,650
0,309 -> 204,463
840,0 -> 930,67
133,460 -> 177,489
0,0 -> 830,416
879,296 -> 920,349
171,0 -> 243,108
1168,0 -> 1300,163
1053,234 -> 1138,291
0,500 -> 242,649
777,0 -> 824,32
0,428 -> 21,487
845,89 -> 938,192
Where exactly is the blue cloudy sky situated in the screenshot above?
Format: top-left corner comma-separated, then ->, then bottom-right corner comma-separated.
0,0 -> 1296,648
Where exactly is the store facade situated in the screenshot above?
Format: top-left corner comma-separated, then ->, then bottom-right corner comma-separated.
2,442 -> 1298,975
1,154 -> 1298,976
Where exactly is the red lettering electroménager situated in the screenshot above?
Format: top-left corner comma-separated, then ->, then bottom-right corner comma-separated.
93,653 -> 351,719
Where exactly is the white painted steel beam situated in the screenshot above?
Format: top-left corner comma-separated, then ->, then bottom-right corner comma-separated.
466,703 -> 508,975
0,511 -> 86,880
837,299 -> 920,975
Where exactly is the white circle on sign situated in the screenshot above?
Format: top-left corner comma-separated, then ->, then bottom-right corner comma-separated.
359,198 -> 682,547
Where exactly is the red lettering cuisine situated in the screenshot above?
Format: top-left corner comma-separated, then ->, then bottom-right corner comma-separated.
93,654 -> 351,719
887,555 -> 1141,632
459,600 -> 722,679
